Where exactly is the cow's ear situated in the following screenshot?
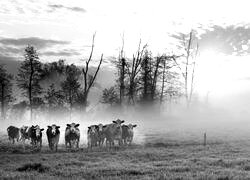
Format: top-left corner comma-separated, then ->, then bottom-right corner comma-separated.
124,125 -> 128,128
88,126 -> 91,129
121,120 -> 125,123
47,126 -> 51,128
66,124 -> 70,127
133,125 -> 137,127
103,125 -> 107,128
112,121 -> 117,124
56,126 -> 60,129
41,128 -> 44,131
75,124 -> 80,127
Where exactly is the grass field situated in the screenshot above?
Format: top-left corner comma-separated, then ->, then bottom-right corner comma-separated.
2,131 -> 250,180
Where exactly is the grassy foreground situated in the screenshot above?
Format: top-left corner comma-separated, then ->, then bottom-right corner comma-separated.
1,139 -> 250,180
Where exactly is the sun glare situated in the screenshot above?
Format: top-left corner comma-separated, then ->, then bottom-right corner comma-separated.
195,50 -> 230,97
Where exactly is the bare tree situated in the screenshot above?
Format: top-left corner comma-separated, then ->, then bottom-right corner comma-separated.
151,55 -> 161,101
172,30 -> 199,107
81,33 -> 103,111
127,40 -> 147,104
114,33 -> 127,105
159,55 -> 176,104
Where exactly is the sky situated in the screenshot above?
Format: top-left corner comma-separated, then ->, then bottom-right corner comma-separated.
1,0 -> 250,109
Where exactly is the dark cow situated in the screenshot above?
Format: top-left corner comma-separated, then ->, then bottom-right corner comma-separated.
46,124 -> 60,151
104,119 -> 125,147
7,126 -> 20,144
65,123 -> 80,149
30,125 -> 44,148
122,124 -> 137,145
87,125 -> 98,149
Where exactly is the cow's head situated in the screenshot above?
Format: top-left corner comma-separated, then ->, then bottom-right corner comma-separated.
34,125 -> 44,137
126,124 -> 137,131
128,124 -> 137,129
48,124 -> 60,135
67,123 -> 80,133
88,125 -> 98,134
113,119 -> 125,126
97,124 -> 104,132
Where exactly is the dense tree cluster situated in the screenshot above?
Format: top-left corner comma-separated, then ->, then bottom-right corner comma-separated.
0,31 -> 198,121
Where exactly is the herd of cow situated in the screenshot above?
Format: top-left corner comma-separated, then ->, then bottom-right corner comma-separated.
6,119 -> 137,151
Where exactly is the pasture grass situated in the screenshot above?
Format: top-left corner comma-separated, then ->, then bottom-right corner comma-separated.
1,136 -> 250,179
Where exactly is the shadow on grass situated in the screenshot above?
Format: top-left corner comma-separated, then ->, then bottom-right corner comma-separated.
17,163 -> 49,173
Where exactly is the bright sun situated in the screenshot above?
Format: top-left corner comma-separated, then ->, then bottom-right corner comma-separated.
195,50 -> 232,97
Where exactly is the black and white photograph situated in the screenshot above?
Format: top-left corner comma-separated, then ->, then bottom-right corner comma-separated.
1,0 -> 250,179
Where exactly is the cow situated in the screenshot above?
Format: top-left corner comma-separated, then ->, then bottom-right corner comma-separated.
96,123 -> 106,147
30,125 -> 44,148
104,119 -> 125,147
19,126 -> 31,143
7,126 -> 20,144
122,124 -> 137,145
65,123 -> 80,149
46,124 -> 60,151
87,125 -> 98,150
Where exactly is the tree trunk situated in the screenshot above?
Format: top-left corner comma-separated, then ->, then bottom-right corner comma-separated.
160,60 -> 166,104
120,58 -> 125,105
1,84 -> 5,121
29,60 -> 34,121
151,57 -> 160,101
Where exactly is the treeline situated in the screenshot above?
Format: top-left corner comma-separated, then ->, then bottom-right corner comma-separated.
0,31 -> 198,121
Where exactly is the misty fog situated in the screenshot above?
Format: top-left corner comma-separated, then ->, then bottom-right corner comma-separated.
2,95 -> 250,147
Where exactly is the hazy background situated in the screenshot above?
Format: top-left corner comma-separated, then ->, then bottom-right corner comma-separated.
1,0 -> 250,146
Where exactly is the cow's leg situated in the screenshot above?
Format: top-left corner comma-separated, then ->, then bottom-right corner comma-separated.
90,141 -> 92,151
22,138 -> 26,148
12,138 -> 15,144
65,140 -> 68,149
50,142 -> 52,150
77,139 -> 79,149
129,137 -> 133,145
30,139 -> 33,145
101,138 -> 104,147
69,141 -> 71,149
105,139 -> 109,148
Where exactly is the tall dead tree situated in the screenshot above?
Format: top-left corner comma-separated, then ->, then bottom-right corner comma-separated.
81,33 -> 103,111
117,34 -> 126,105
172,30 -> 199,107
